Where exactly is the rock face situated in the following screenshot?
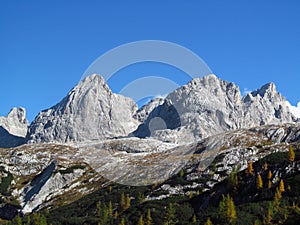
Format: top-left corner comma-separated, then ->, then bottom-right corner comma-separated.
0,107 -> 28,148
27,74 -> 140,143
27,74 -> 296,144
133,74 -> 295,143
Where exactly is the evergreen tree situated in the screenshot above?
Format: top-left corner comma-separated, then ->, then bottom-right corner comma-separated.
125,194 -> 131,210
114,211 -> 119,219
108,201 -> 113,217
279,179 -> 285,193
246,162 -> 254,176
289,145 -> 295,163
100,203 -> 109,224
119,217 -> 125,225
273,187 -> 282,211
120,192 -> 126,210
146,209 -> 153,225
97,201 -> 101,216
264,203 -> 273,225
256,173 -> 263,189
138,215 -> 145,225
267,170 -> 272,180
164,203 -> 176,225
192,214 -> 197,224
268,180 -> 272,189
15,214 -> 22,225
263,162 -> 268,171
204,217 -> 213,225
179,169 -> 184,177
219,194 -> 236,224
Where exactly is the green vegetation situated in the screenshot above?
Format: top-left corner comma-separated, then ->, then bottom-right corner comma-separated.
1,147 -> 300,225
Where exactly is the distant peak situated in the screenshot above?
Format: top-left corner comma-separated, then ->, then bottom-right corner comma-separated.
80,74 -> 105,83
251,82 -> 277,98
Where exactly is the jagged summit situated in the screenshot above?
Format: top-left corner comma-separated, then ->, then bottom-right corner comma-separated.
26,73 -> 297,145
251,82 -> 277,98
133,74 -> 295,143
0,107 -> 28,148
0,107 -> 28,137
27,74 -> 139,143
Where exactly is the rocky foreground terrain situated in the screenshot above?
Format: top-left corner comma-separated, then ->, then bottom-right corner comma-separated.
0,74 -> 300,224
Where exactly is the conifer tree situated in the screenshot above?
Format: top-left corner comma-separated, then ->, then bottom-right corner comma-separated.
164,203 -> 176,225
219,194 -> 236,224
264,162 -> 268,171
108,201 -> 113,217
120,192 -> 126,210
246,161 -> 254,176
267,170 -> 272,180
279,179 -> 285,193
289,145 -> 295,163
256,173 -> 263,189
204,217 -> 213,225
125,194 -> 131,210
264,203 -> 273,225
192,214 -> 197,224
119,217 -> 125,225
114,211 -> 119,219
146,208 -> 153,225
15,214 -> 22,225
268,180 -> 272,189
138,215 -> 145,225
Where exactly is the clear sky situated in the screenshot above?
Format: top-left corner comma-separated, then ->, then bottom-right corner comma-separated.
1,0 -> 300,122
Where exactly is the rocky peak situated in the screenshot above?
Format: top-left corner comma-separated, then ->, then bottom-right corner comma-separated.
251,82 -> 277,98
133,75 -> 295,143
0,107 -> 28,137
27,74 -> 140,143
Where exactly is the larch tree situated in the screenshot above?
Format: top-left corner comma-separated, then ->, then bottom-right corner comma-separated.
164,203 -> 176,225
264,162 -> 268,171
108,201 -> 113,217
246,161 -> 254,176
138,215 -> 145,225
125,194 -> 131,210
267,170 -> 272,180
204,217 -> 213,225
146,208 -> 153,225
289,145 -> 295,163
256,173 -> 263,190
120,192 -> 126,210
219,194 -> 236,224
119,217 -> 125,225
279,179 -> 285,193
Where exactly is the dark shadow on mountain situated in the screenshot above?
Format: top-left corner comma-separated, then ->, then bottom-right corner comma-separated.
132,102 -> 181,138
0,126 -> 26,148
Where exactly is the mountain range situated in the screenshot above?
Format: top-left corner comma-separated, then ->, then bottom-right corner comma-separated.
0,74 -> 299,224
1,74 -> 297,147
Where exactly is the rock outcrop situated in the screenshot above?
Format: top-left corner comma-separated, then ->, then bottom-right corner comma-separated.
133,75 -> 295,143
27,74 -> 140,143
0,107 -> 28,148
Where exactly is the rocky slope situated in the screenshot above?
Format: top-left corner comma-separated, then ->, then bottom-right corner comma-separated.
0,107 -> 28,148
27,74 -> 140,143
1,123 -> 299,219
133,75 -> 296,143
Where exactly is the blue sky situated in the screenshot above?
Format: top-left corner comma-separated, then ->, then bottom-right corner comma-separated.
1,1 -> 300,122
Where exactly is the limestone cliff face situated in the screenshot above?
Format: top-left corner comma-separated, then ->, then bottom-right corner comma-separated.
0,107 -> 28,148
133,75 -> 295,143
27,74 -> 139,143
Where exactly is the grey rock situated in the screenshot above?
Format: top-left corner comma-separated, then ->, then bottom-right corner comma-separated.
0,107 -> 28,148
27,74 -> 140,143
133,75 -> 295,143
